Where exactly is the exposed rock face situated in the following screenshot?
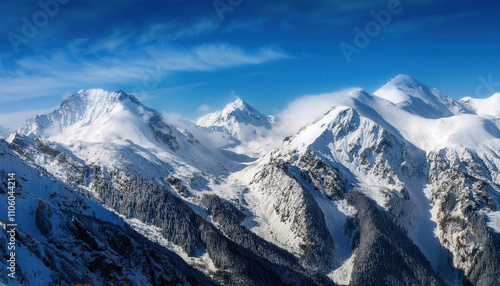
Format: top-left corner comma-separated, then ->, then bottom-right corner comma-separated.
0,140 -> 214,286
346,191 -> 445,286
249,159 -> 336,273
90,167 -> 334,285
426,148 -> 500,285
5,79 -> 500,285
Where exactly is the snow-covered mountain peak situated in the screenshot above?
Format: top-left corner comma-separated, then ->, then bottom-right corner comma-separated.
14,88 -> 234,177
196,97 -> 275,140
376,74 -> 432,102
225,97 -> 246,111
63,89 -> 141,114
17,89 -> 156,139
388,74 -> 418,84
278,105 -> 378,158
15,88 -> 191,156
203,97 -> 273,127
374,74 -> 473,118
461,92 -> 500,117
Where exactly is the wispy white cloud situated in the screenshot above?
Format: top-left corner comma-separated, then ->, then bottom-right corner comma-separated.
0,19 -> 290,103
161,111 -> 232,149
138,17 -> 219,43
0,107 -> 58,130
274,88 -> 360,136
169,18 -> 220,40
84,29 -> 136,55
192,44 -> 290,67
197,104 -> 210,112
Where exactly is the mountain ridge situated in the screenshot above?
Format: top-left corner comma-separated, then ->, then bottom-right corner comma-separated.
3,75 -> 500,285
374,74 -> 474,118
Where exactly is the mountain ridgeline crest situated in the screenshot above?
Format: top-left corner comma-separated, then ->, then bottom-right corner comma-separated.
2,75 -> 500,285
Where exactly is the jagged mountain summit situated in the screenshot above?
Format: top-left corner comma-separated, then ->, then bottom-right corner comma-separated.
17,89 -> 235,178
2,75 -> 500,285
20,89 -> 192,150
6,89 -> 336,285
196,97 -> 275,141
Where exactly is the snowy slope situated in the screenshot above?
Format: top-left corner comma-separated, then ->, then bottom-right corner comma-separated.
354,89 -> 500,152
5,76 -> 500,285
281,86 -> 500,153
224,103 -> 455,283
8,92 -> 337,285
218,76 -> 500,284
0,139 -> 214,285
196,98 -> 275,141
461,92 -> 500,117
16,89 -> 234,180
374,74 -> 473,118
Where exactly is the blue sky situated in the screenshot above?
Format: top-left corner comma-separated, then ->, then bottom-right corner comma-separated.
0,0 -> 499,129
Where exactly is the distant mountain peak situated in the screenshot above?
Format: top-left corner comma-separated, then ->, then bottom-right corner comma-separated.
221,97 -> 258,116
374,75 -> 473,118
388,74 -> 419,85
196,98 -> 275,141
376,75 -> 428,104
17,89 -> 159,141
14,88 -> 232,175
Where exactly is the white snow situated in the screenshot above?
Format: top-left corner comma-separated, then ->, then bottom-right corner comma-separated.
329,253 -> 355,285
279,85 -> 500,154
15,89 -> 236,180
485,210 -> 500,233
0,140 -> 130,284
374,74 -> 472,118
374,75 -> 420,104
196,97 -> 275,141
6,76 -> 500,284
461,93 -> 500,117
123,217 -> 218,274
313,194 -> 356,282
